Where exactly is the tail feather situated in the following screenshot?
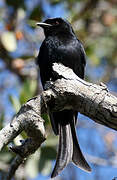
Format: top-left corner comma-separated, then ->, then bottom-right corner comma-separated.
50,110 -> 91,178
70,118 -> 91,172
51,122 -> 73,178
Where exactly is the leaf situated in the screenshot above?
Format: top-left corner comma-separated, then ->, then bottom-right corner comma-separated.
1,31 -> 17,52
19,79 -> 37,104
20,131 -> 28,139
18,55 -> 35,60
29,7 -> 43,21
27,20 -> 38,28
29,80 -> 37,96
39,146 -> 56,176
41,113 -> 50,125
41,146 -> 56,161
6,0 -> 25,9
9,95 -> 21,112
0,112 -> 4,130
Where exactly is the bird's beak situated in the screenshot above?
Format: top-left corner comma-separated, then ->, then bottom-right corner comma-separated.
36,22 -> 52,28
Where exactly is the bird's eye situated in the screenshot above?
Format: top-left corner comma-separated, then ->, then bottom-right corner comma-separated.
55,21 -> 59,25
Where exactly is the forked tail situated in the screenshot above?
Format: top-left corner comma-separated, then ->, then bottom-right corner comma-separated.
51,122 -> 73,178
51,111 -> 91,178
70,118 -> 91,172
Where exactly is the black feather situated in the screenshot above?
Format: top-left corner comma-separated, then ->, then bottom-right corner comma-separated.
37,17 -> 91,178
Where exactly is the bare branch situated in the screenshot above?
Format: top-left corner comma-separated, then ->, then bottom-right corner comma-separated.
0,63 -> 117,179
1,96 -> 47,179
43,63 -> 117,131
6,155 -> 24,180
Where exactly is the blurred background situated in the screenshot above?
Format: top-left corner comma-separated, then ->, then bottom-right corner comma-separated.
0,0 -> 117,179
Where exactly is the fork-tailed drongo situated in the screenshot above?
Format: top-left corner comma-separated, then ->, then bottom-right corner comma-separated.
37,17 -> 91,178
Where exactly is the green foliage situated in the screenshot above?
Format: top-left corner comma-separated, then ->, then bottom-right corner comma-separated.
29,6 -> 44,21
39,146 -> 56,176
27,20 -> 38,28
42,113 -> 50,126
41,146 -> 56,160
19,79 -> 37,105
9,95 -> 21,112
9,79 -> 37,113
0,113 -> 4,130
49,0 -> 61,5
5,0 -> 25,9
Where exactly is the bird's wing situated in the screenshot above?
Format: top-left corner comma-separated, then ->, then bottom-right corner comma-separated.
36,41 -> 50,87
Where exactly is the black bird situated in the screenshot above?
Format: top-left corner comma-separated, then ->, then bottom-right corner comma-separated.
37,17 -> 91,178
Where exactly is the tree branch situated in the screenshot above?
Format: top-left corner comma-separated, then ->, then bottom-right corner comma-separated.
44,63 -> 117,131
0,63 -> 117,179
1,96 -> 47,179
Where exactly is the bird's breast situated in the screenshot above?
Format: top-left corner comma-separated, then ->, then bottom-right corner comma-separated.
45,36 -> 79,61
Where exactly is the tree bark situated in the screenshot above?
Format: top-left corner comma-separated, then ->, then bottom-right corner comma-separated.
44,63 -> 117,131
0,63 -> 117,179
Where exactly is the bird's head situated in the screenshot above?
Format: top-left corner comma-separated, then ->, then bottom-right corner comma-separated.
37,17 -> 74,37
